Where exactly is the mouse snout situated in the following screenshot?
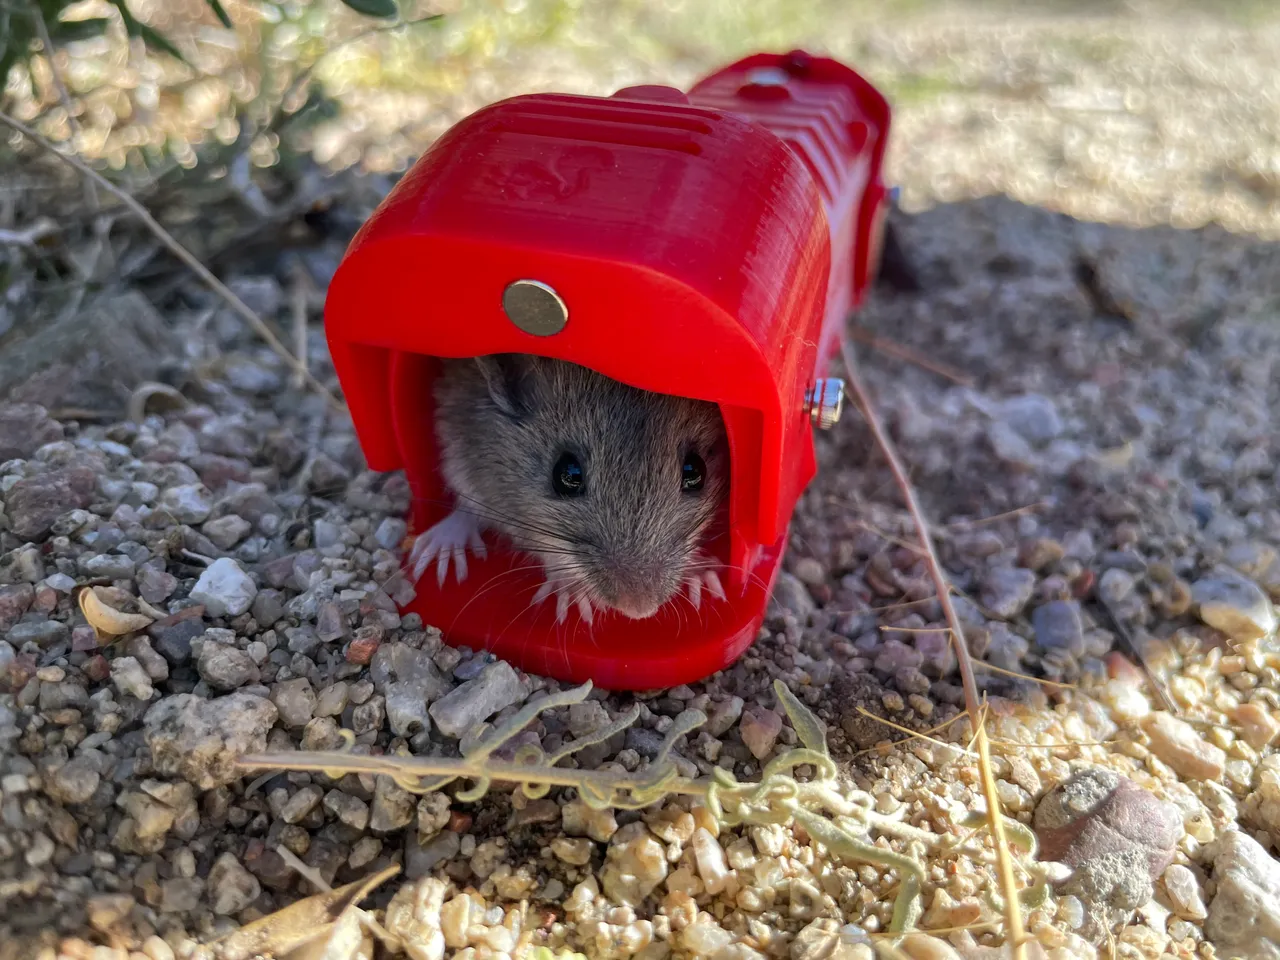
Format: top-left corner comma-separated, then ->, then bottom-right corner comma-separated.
593,558 -> 681,621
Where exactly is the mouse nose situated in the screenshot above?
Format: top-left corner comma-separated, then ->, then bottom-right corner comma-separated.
596,561 -> 677,620
612,593 -> 665,620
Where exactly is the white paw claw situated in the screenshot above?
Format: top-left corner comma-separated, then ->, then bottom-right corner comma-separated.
704,569 -> 727,601
534,578 -> 595,625
685,569 -> 727,610
408,510 -> 486,586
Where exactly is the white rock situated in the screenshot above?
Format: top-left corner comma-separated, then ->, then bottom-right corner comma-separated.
110,656 -> 154,700
692,827 -> 730,895
1192,567 -> 1277,643
428,660 -> 524,739
158,484 -> 213,524
375,517 -> 408,550
1162,864 -> 1207,921
999,393 -> 1063,445
1244,757 -> 1280,853
202,515 -> 251,550
681,920 -> 733,955
601,833 -> 667,907
1143,711 -> 1227,781
189,557 -> 258,618
1098,679 -> 1150,721
207,852 -> 259,915
1205,830 -> 1280,960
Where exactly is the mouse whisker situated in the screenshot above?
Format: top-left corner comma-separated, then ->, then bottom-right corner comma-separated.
442,562 -> 555,628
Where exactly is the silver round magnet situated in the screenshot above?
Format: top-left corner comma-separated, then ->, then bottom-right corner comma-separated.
502,280 -> 568,337
805,378 -> 845,430
744,66 -> 791,87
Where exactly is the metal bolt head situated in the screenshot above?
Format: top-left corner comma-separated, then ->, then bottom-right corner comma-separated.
806,378 -> 845,430
502,280 -> 568,337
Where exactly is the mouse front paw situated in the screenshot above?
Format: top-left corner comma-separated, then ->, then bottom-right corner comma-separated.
408,509 -> 487,587
683,567 -> 728,611
532,578 -> 595,625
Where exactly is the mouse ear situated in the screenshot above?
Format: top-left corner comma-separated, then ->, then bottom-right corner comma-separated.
473,354 -> 538,418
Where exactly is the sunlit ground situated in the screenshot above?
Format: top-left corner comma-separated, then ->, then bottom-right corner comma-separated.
4,0 -> 1280,235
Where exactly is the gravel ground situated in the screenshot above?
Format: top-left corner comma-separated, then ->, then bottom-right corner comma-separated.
4,7 -> 1280,960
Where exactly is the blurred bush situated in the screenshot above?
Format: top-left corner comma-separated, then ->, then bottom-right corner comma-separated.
2,0 -> 923,177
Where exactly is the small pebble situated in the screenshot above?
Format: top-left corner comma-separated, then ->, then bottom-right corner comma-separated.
1143,711 -> 1227,781
111,656 -> 154,700
981,566 -> 1036,619
1192,567 -> 1277,642
739,707 -> 783,759
189,558 -> 258,618
1162,863 -> 1207,921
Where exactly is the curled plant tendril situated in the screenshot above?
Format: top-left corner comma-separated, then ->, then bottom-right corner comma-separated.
543,704 -> 641,768
465,682 -> 597,763
957,809 -> 1038,855
319,728 -> 360,781
653,709 -> 707,768
236,676 -> 940,935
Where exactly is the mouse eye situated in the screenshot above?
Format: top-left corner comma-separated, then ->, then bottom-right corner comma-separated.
552,452 -> 586,497
681,452 -> 706,493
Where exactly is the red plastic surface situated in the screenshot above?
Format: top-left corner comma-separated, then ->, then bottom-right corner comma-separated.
324,51 -> 890,689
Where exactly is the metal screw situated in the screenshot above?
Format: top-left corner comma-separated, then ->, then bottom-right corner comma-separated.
806,378 -> 845,429
502,280 -> 568,336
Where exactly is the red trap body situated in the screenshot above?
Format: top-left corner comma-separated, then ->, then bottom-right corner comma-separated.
324,51 -> 891,690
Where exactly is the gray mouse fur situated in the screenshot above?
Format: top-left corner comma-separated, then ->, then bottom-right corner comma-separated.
410,353 -> 729,622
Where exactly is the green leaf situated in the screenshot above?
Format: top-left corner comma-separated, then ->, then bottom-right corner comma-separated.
205,0 -> 233,28
338,0 -> 399,19
772,679 -> 829,757
51,18 -> 112,42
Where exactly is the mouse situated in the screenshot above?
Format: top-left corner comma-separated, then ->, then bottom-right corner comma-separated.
407,353 -> 730,624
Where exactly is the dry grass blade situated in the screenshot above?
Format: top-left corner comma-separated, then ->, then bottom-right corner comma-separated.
0,109 -> 345,413
852,705 -> 977,757
1095,589 -> 1178,713
839,335 -> 1028,960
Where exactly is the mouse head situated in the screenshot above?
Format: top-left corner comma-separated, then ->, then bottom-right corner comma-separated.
435,354 -> 729,620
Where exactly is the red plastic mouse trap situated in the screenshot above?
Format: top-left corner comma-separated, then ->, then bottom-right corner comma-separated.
324,50 -> 891,690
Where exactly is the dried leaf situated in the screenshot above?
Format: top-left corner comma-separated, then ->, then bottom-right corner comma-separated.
200,865 -> 399,960
79,586 -> 154,637
127,381 -> 188,425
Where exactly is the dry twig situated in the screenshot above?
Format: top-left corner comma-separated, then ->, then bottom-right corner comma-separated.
846,323 -> 974,387
27,1 -> 99,209
0,108 -> 345,412
839,336 -> 1029,959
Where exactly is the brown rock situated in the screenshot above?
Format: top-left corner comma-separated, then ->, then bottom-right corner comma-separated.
5,466 -> 96,541
1143,712 -> 1227,781
0,583 -> 34,632
0,403 -> 63,461
1034,767 -> 1182,878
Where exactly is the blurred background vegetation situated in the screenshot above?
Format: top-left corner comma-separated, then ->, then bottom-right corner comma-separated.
2,0 -> 1279,234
